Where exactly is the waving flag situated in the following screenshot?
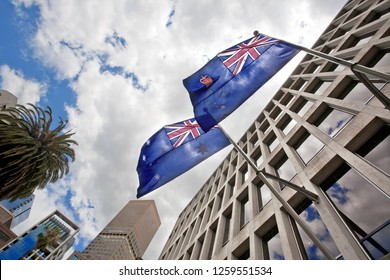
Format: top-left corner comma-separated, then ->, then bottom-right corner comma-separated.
136,118 -> 229,198
183,33 -> 299,131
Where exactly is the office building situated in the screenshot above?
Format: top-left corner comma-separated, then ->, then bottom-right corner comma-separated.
160,0 -> 390,260
81,200 -> 161,260
0,205 -> 17,248
0,210 -> 79,260
1,194 -> 35,228
0,89 -> 17,110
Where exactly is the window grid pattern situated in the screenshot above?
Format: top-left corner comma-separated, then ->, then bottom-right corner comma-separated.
159,0 -> 390,260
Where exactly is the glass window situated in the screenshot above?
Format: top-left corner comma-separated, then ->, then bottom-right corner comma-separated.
294,133 -> 325,164
222,210 -> 232,246
275,156 -> 296,186
256,182 -> 272,210
355,125 -> 390,175
314,108 -> 354,138
250,146 -> 263,167
239,195 -> 250,229
374,52 -> 390,67
295,203 -> 341,259
297,100 -> 314,117
281,117 -> 297,135
314,81 -> 332,95
263,227 -> 284,260
232,238 -> 250,260
321,163 -> 390,259
342,83 -> 374,104
267,134 -> 279,153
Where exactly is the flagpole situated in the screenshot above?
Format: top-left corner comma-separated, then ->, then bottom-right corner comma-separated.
219,126 -> 335,260
254,31 -> 390,109
254,31 -> 390,82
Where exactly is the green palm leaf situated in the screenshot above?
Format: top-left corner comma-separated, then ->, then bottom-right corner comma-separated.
0,104 -> 78,201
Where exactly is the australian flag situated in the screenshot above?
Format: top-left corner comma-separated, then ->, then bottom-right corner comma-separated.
136,118 -> 229,198
183,33 -> 299,131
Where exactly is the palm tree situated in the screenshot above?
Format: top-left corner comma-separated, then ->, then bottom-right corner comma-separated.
35,226 -> 62,251
0,104 -> 77,201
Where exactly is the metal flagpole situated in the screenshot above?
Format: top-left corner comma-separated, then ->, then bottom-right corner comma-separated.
350,66 -> 390,109
254,31 -> 390,109
219,126 -> 335,260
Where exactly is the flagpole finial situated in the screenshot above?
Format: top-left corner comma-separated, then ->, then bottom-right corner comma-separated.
253,30 -> 259,36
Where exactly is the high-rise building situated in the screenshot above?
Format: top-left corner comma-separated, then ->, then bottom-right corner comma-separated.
0,89 -> 17,110
0,205 -> 17,248
160,0 -> 390,260
0,210 -> 79,260
80,200 -> 161,260
1,194 -> 35,228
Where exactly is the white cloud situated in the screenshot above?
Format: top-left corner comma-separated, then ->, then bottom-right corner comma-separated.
0,64 -> 47,105
10,0 -> 348,259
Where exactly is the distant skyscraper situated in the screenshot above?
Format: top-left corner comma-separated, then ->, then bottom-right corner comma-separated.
1,194 -> 35,228
0,210 -> 79,260
81,200 -> 161,260
160,0 -> 390,260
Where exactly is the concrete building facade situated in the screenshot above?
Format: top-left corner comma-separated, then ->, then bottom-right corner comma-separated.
160,0 -> 390,260
81,200 -> 161,260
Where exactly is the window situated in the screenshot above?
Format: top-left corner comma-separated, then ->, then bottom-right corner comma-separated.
313,107 -> 354,138
374,52 -> 390,67
250,146 -> 263,167
314,81 -> 332,95
321,163 -> 390,259
263,227 -> 284,260
281,117 -> 297,135
239,163 -> 249,185
255,181 -> 272,211
274,155 -> 296,188
239,193 -> 250,229
294,99 -> 314,117
355,125 -> 390,175
340,82 -> 385,104
293,201 -> 341,259
207,221 -> 218,259
222,210 -> 232,246
266,133 -> 279,153
294,132 -> 325,164
232,238 -> 250,260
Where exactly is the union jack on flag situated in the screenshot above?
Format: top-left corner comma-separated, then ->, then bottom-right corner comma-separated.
217,35 -> 279,76
165,119 -> 203,148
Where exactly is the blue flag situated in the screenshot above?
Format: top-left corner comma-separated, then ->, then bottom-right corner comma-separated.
136,118 -> 230,198
183,33 -> 299,131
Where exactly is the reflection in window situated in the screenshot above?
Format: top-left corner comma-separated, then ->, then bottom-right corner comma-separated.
256,182 -> 272,211
263,227 -> 284,260
295,203 -> 341,259
321,164 -> 390,259
355,125 -> 390,175
294,133 -> 325,164
274,156 -> 296,188
314,108 -> 353,138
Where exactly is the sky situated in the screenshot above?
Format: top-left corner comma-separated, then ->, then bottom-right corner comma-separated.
0,0 -> 349,259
